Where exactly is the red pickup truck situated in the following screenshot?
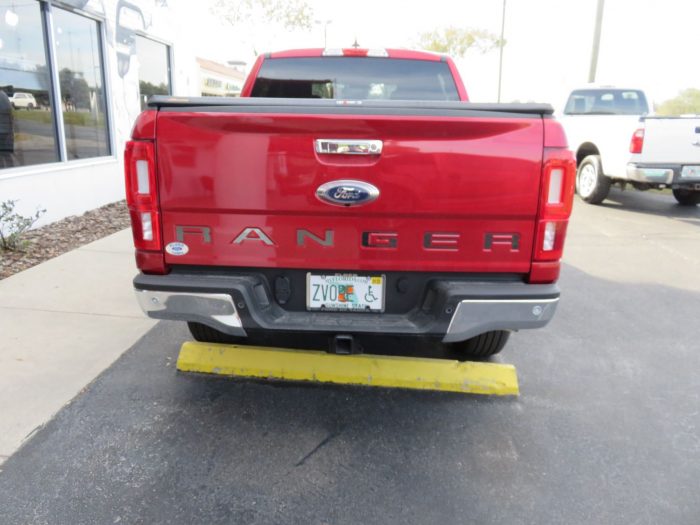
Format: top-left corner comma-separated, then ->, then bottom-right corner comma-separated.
125,48 -> 575,359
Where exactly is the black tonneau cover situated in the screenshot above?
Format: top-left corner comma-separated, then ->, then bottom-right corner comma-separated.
147,96 -> 554,118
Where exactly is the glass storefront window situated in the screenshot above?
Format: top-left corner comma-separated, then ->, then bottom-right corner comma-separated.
135,35 -> 171,111
52,6 -> 110,160
0,0 -> 59,169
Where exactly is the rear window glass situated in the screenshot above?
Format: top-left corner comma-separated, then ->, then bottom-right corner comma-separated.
564,89 -> 649,115
251,57 -> 460,101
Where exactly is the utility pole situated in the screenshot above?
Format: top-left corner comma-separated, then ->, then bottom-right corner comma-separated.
315,19 -> 332,48
497,0 -> 506,102
588,0 -> 605,83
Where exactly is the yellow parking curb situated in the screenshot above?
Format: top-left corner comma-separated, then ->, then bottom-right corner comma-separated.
177,341 -> 519,396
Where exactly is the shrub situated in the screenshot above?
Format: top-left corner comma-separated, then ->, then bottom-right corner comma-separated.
0,200 -> 46,251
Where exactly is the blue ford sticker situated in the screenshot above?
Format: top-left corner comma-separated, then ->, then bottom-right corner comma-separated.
166,242 -> 189,256
316,180 -> 379,207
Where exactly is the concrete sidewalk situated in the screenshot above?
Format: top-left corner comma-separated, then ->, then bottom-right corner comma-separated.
0,229 -> 155,464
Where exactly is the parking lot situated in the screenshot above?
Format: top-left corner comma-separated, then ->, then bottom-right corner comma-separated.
0,188 -> 699,525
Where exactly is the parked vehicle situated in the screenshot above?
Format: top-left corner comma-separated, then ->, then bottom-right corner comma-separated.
560,86 -> 655,203
125,48 -> 576,359
9,92 -> 37,110
0,91 -> 14,152
627,116 -> 700,206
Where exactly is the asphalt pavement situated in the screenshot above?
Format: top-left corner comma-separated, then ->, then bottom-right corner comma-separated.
0,188 -> 699,525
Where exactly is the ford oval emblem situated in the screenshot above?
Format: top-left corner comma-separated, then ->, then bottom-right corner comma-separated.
316,180 -> 380,207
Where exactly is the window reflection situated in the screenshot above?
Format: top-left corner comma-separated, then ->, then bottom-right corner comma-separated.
135,35 -> 171,111
0,0 -> 59,169
53,7 -> 110,160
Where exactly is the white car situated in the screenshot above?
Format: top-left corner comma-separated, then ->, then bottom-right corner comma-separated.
9,92 -> 37,110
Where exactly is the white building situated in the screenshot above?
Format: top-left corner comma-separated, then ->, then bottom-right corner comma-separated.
197,57 -> 245,98
0,0 -> 236,227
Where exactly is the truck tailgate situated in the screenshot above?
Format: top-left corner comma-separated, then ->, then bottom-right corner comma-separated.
154,102 -> 545,273
639,117 -> 700,164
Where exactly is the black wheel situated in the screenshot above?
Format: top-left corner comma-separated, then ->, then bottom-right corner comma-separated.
672,189 -> 700,206
27,103 -> 34,110
450,330 -> 510,361
187,322 -> 246,344
576,155 -> 611,204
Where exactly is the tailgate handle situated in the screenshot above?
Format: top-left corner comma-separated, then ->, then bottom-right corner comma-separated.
315,139 -> 383,155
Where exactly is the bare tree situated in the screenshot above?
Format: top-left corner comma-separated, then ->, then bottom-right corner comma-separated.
211,0 -> 314,31
418,27 -> 503,57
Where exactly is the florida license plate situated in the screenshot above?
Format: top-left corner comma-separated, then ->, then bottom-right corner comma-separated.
306,274 -> 385,312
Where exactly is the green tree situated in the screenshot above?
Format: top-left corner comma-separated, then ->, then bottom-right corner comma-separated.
656,89 -> 700,116
418,27 -> 503,57
59,68 -> 91,109
211,0 -> 314,31
139,80 -> 169,98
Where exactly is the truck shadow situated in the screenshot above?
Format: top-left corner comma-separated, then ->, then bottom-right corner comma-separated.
597,187 -> 700,226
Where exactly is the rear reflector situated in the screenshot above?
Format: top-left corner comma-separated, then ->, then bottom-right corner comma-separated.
529,261 -> 561,284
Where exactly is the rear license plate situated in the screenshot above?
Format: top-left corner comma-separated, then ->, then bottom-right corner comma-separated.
306,274 -> 385,312
681,165 -> 700,179
644,169 -> 670,178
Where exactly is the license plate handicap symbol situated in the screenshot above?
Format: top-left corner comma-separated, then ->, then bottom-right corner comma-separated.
307,274 -> 384,312
681,165 -> 700,179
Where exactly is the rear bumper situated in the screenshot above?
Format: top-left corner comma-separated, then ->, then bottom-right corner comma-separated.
134,271 -> 559,343
626,164 -> 675,184
626,163 -> 700,189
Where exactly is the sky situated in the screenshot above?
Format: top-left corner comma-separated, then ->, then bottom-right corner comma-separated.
187,0 -> 699,109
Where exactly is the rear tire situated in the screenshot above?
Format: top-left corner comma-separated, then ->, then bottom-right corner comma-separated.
450,330 -> 510,361
187,322 -> 246,344
576,155 -> 611,204
672,189 -> 700,206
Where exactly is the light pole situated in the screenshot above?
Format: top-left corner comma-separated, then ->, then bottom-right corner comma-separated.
315,19 -> 332,48
588,0 -> 605,83
497,0 -> 506,103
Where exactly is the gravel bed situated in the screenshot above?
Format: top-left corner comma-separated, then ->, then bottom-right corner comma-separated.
0,201 -> 131,280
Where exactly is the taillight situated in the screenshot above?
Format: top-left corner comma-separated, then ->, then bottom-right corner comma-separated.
125,140 -> 166,273
629,128 -> 644,154
529,147 -> 576,283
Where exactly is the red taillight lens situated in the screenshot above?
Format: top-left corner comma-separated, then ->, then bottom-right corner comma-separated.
529,147 -> 576,283
125,140 -> 164,271
629,128 -> 644,154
